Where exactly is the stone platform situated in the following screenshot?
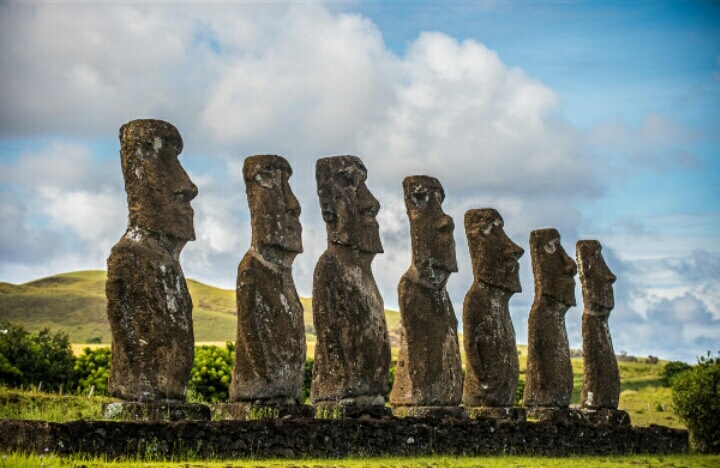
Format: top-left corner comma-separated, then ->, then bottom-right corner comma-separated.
101,402 -> 211,421
212,402 -> 314,420
0,418 -> 687,459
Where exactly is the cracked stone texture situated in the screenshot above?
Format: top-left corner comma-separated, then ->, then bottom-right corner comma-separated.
523,228 -> 577,409
390,176 -> 462,407
462,208 -> 524,408
107,119 -> 198,402
230,155 -> 306,403
577,240 -> 620,410
311,156 -> 391,404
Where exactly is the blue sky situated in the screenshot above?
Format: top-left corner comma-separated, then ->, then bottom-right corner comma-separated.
0,1 -> 718,362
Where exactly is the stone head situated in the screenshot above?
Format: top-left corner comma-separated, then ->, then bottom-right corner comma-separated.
577,240 -> 616,312
120,119 -> 198,241
465,208 -> 524,293
403,176 -> 457,285
316,156 -> 383,254
243,155 -> 302,255
530,228 -> 577,307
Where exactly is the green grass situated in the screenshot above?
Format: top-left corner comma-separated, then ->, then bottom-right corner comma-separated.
0,386 -> 113,422
1,454 -> 718,468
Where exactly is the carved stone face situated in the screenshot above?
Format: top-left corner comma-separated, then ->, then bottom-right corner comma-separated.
465,208 -> 524,293
244,155 -> 302,254
403,176 -> 457,284
120,119 -> 198,241
316,156 -> 383,254
577,240 -> 616,311
530,228 -> 577,306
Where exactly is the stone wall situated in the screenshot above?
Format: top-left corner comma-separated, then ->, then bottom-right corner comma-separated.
0,419 -> 688,459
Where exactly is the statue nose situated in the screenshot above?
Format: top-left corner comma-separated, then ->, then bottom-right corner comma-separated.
285,186 -> 301,216
564,253 -> 577,276
358,184 -> 380,217
505,241 -> 524,261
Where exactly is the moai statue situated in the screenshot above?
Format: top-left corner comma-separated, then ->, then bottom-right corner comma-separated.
220,155 -> 311,420
523,228 -> 581,422
577,240 -> 629,426
311,155 -> 392,418
462,209 -> 526,421
104,119 -> 209,420
389,176 -> 465,418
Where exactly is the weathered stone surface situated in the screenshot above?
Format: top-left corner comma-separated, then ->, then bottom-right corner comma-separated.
523,228 -> 577,409
577,240 -> 621,410
212,402 -> 314,421
527,407 -> 586,424
314,399 -> 393,419
582,409 -> 631,426
106,119 -> 198,402
229,155 -> 306,404
0,419 -> 689,459
390,176 -> 462,407
467,406 -> 527,422
462,208 -> 524,408
393,406 -> 469,419
102,402 -> 210,421
311,156 -> 391,408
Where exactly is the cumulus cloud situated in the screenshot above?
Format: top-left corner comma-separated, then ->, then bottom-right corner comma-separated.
0,141 -> 126,276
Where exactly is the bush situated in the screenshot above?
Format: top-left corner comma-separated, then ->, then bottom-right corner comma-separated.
671,351 -> 720,453
0,321 -> 75,392
73,347 -> 111,395
189,342 -> 234,403
663,360 -> 693,386
516,378 -> 525,405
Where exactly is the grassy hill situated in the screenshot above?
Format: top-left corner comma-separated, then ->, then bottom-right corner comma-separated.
0,270 -> 401,347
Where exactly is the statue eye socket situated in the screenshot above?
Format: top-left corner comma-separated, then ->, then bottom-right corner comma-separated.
544,240 -> 557,255
410,189 -> 429,207
255,170 -> 278,188
336,170 -> 356,188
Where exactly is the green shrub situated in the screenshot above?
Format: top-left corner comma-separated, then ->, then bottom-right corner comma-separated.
516,378 -> 525,405
189,342 -> 234,403
73,347 -> 111,395
0,321 -> 75,392
663,360 -> 693,386
671,351 -> 720,453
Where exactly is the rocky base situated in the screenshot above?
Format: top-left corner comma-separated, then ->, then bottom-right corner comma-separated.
101,402 -> 211,421
582,409 -> 631,426
527,407 -> 586,424
0,418 -> 688,459
467,406 -> 527,421
392,406 -> 469,419
314,400 -> 393,419
212,402 -> 314,421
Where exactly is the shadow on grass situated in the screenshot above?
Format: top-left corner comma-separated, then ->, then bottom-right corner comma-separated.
620,378 -> 666,392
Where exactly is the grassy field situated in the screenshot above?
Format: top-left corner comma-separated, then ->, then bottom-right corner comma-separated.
0,270 -> 403,347
1,453 -> 719,468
